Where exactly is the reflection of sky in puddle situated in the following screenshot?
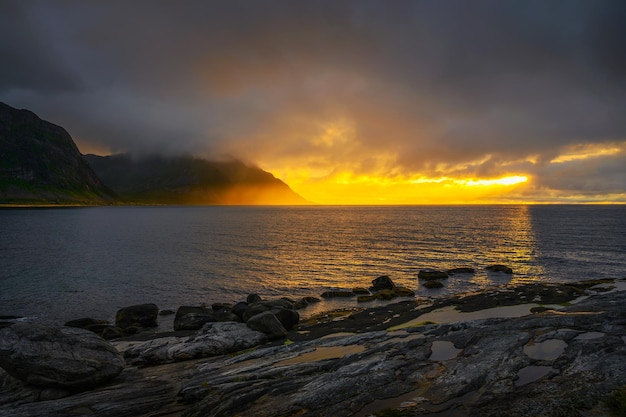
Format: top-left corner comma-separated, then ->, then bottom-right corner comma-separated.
516,365 -> 556,386
575,331 -> 605,340
275,345 -> 365,366
429,340 -> 462,361
389,303 -> 539,330
523,339 -> 567,361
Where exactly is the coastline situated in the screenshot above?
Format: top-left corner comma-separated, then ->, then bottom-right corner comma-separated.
2,277 -> 625,416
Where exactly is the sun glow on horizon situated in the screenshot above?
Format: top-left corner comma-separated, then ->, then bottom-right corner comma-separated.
275,171 -> 531,205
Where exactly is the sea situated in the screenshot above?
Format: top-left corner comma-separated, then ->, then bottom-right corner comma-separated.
1,205 -> 625,328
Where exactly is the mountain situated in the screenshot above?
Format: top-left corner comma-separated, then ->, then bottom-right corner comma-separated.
83,154 -> 309,205
0,102 -> 115,204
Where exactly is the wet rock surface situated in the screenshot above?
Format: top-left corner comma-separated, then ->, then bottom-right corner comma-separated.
0,324 -> 125,391
1,279 -> 625,417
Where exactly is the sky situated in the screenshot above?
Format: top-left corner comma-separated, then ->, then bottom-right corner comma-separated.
1,0 -> 626,204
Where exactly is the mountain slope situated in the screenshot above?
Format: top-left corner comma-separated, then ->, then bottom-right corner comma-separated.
0,102 -> 116,204
83,154 -> 309,205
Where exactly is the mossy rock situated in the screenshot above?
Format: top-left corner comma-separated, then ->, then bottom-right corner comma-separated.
357,295 -> 377,303
352,287 -> 371,295
393,286 -> 415,297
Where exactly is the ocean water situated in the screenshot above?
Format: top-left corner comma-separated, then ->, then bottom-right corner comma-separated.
1,205 -> 625,326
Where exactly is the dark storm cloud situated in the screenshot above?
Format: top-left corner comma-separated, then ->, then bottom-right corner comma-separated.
1,0 -> 625,199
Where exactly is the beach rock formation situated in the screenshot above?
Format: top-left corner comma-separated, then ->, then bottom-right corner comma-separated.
369,275 -> 396,291
115,303 -> 159,330
418,268 -> 449,280
124,322 -> 267,366
0,323 -> 124,391
1,280 -> 624,417
180,288 -> 626,417
486,264 -> 513,274
173,306 -> 239,331
246,311 -> 288,340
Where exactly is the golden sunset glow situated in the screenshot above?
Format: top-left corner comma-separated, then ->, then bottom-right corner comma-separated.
550,142 -> 625,163
272,170 -> 531,205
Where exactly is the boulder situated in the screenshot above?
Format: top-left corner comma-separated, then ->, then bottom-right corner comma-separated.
294,296 -> 322,309
486,264 -> 513,274
124,322 -> 268,366
115,303 -> 158,330
418,269 -> 449,280
273,308 -> 300,331
369,275 -> 396,292
0,323 -> 124,391
246,311 -> 288,340
231,301 -> 249,320
174,306 -> 239,331
247,293 -> 262,304
241,300 -> 299,330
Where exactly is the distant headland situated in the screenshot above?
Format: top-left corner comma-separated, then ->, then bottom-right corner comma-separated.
0,101 -> 307,206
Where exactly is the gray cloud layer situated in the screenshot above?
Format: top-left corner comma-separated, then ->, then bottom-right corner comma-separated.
1,0 -> 625,201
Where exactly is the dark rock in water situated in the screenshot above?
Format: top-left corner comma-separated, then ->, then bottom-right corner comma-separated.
247,293 -> 262,304
174,306 -> 239,331
486,264 -> 513,274
321,291 -> 356,298
246,311 -> 288,340
294,296 -> 322,309
64,317 -> 109,329
358,286 -> 415,302
418,269 -> 449,280
115,303 -> 159,330
0,323 -> 124,391
352,287 -> 371,295
422,280 -> 444,289
369,275 -> 396,292
241,300 -> 299,330
393,286 -> 415,297
447,267 -> 476,274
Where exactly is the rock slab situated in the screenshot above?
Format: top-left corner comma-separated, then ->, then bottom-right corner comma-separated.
0,323 -> 125,391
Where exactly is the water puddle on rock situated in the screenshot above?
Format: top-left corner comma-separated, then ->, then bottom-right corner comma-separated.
523,339 -> 567,361
515,365 -> 557,386
389,304 -> 539,331
574,331 -> 605,341
429,341 -> 462,361
275,344 -> 365,366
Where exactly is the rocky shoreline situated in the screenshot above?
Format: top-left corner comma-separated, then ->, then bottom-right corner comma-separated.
1,277 -> 626,416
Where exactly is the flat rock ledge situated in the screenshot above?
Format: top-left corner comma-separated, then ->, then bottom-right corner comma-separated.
1,280 -> 625,417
